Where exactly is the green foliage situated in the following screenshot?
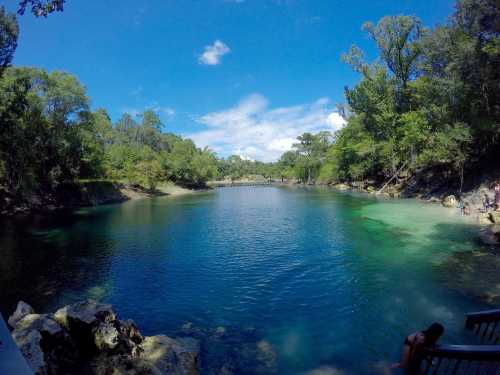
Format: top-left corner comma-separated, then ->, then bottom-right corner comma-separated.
18,0 -> 65,17
274,1 -> 499,190
0,67 -> 219,198
0,7 -> 19,73
0,68 -> 90,194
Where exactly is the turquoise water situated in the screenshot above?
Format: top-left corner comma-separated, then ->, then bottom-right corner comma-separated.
0,186 -> 497,374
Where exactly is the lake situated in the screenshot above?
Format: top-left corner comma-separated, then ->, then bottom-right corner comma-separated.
0,186 -> 497,374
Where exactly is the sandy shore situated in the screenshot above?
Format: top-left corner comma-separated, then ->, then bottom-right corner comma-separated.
120,182 -> 206,200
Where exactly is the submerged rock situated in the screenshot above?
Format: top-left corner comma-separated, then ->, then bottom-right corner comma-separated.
142,335 -> 200,375
439,249 -> 500,305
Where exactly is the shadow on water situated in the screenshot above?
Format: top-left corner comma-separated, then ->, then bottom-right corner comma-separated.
0,208 -> 117,315
429,222 -> 500,306
0,194 -> 214,316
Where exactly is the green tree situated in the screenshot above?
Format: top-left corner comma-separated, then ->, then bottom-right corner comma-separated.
18,0 -> 65,17
363,15 -> 424,110
0,7 -> 19,74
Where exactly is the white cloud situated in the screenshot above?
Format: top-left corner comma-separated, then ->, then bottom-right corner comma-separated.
198,40 -> 231,66
187,93 -> 346,162
327,112 -> 345,128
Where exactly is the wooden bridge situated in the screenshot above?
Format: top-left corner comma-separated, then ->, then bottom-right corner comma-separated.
418,309 -> 500,374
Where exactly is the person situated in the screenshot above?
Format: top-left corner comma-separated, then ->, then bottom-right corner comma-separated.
463,202 -> 471,216
495,181 -> 500,211
392,323 -> 445,374
483,194 -> 492,212
458,200 -> 465,215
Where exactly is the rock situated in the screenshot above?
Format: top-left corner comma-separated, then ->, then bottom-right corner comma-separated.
12,329 -> 46,374
142,335 -> 200,375
120,319 -> 143,346
8,301 -> 35,328
11,314 -> 76,374
478,213 -> 494,225
53,299 -> 118,356
54,299 -> 116,328
15,314 -> 64,337
442,195 -> 457,208
489,211 -> 500,223
94,321 -> 120,352
366,186 -> 376,193
256,340 -> 277,371
214,326 -> 226,337
334,183 -> 350,191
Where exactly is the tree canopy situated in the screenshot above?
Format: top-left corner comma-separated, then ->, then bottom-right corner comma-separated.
271,0 -> 500,190
18,0 -> 65,17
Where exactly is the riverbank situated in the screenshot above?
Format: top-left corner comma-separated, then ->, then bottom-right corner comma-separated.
0,180 -> 206,217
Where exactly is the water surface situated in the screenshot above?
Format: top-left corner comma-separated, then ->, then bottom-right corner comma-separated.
0,186 -> 497,374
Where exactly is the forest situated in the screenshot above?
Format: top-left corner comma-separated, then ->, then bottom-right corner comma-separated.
1,0 -> 499,205
274,0 -> 500,190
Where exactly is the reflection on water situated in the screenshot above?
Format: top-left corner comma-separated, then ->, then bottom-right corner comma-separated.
0,186 -> 498,374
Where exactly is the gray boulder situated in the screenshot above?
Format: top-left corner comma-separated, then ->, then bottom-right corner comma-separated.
53,299 -> 119,356
54,299 -> 115,328
8,301 -> 34,328
442,195 -> 457,208
11,313 -> 76,374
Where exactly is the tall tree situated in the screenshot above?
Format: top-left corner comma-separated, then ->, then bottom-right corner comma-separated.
363,16 -> 424,110
0,7 -> 19,75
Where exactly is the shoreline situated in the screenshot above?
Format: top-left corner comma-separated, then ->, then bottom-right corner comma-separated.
0,181 -> 210,217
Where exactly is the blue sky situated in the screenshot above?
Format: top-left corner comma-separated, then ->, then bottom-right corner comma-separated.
7,0 -> 455,161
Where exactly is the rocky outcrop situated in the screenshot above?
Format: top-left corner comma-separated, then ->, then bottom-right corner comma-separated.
489,211 -> 500,224
8,301 -> 35,328
9,300 -> 200,375
442,195 -> 457,208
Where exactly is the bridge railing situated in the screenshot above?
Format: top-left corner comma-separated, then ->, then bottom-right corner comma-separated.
465,309 -> 500,344
419,344 -> 500,374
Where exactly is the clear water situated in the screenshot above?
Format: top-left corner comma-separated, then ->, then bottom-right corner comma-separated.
0,186 -> 497,374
